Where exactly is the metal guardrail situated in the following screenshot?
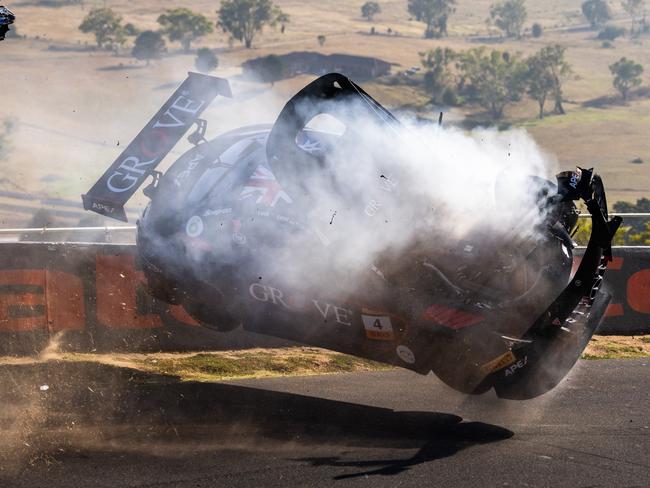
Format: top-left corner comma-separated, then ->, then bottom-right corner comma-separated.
0,214 -> 645,238
0,226 -> 138,243
0,226 -> 137,235
578,213 -> 650,218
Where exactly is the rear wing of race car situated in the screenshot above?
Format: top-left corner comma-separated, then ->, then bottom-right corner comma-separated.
82,72 -> 231,222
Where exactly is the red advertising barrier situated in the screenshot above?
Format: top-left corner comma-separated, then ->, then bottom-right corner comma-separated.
589,248 -> 650,334
0,243 -> 291,355
0,243 -> 646,355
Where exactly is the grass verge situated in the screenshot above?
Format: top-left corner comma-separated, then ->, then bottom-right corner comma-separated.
1,337 -> 647,381
42,347 -> 394,382
132,348 -> 393,381
581,335 -> 650,360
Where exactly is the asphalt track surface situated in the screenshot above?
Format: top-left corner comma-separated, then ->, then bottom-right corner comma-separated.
0,358 -> 648,487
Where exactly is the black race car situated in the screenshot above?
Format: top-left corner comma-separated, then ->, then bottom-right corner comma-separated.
84,73 -> 621,399
0,6 -> 15,41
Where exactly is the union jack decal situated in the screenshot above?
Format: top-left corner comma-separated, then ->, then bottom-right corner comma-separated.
239,165 -> 293,207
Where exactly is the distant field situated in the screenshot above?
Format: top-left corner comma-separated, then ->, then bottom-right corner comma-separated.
2,0 -> 649,219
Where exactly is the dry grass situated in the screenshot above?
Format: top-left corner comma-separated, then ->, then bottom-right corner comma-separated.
0,335 -> 647,383
0,347 -> 392,381
582,335 -> 650,359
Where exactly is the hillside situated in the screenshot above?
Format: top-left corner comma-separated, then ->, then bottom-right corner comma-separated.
1,0 -> 648,224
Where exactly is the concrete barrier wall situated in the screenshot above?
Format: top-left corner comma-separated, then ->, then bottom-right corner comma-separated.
0,243 -> 647,355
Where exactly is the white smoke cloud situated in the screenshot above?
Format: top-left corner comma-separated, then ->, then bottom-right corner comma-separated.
222,93 -> 560,296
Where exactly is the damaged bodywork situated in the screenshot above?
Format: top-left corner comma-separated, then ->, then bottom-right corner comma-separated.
84,73 -> 621,399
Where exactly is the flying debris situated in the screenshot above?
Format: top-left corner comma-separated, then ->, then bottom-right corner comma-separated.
0,6 -> 14,41
84,72 -> 621,399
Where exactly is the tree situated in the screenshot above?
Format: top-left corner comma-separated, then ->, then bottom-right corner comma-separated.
526,52 -> 556,118
613,198 -> 650,237
574,198 -> 650,245
582,0 -> 611,29
609,57 -> 644,100
79,8 -> 126,50
419,48 -> 457,104
317,34 -> 326,46
361,1 -> 381,21
123,23 -> 140,37
217,0 -> 288,49
529,44 -> 572,115
132,30 -> 166,66
251,54 -> 283,85
489,0 -> 527,38
407,0 -> 457,38
622,0 -> 646,34
457,48 -> 527,119
157,8 -> 213,53
531,22 -> 543,37
195,48 -> 219,73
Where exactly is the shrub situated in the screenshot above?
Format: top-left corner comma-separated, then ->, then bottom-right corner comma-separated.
249,54 -> 283,84
195,47 -> 218,73
597,25 -> 625,40
531,22 -> 542,37
441,86 -> 458,105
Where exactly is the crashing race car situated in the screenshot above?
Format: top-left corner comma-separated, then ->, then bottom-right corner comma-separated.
0,6 -> 15,41
83,72 -> 621,399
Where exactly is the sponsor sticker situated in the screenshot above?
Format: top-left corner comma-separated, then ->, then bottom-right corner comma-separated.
480,351 -> 516,375
505,356 -> 528,377
174,152 -> 205,187
362,308 -> 394,340
203,207 -> 233,217
186,216 -> 204,237
570,168 -> 582,189
421,304 -> 484,330
396,345 -> 416,364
